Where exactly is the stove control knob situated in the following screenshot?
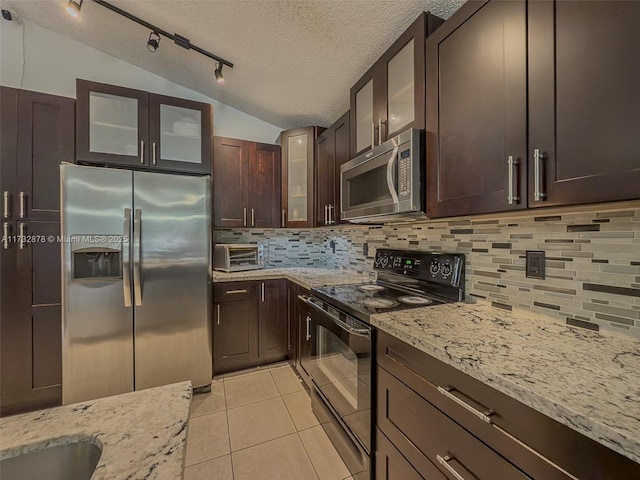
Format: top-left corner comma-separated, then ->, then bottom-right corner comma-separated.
374,256 -> 381,267
380,256 -> 389,267
441,261 -> 453,278
429,260 -> 440,276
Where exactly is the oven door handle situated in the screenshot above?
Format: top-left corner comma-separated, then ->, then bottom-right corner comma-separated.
306,297 -> 371,337
386,146 -> 400,205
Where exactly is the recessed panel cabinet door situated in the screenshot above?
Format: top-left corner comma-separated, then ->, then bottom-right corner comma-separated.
316,130 -> 335,226
213,299 -> 259,374
213,137 -> 249,227
249,142 -> 281,228
258,279 -> 288,363
528,0 -> 640,207
426,0 -> 527,218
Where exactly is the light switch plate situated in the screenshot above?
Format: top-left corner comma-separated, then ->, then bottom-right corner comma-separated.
526,250 -> 545,279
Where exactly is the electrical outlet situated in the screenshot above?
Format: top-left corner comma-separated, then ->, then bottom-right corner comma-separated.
526,250 -> 545,279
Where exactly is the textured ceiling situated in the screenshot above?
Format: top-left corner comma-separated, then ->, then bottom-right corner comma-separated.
4,0 -> 464,129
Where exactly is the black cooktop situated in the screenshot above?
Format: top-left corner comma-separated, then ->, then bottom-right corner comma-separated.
311,249 -> 466,323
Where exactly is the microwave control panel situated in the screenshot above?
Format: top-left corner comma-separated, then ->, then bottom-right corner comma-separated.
398,148 -> 412,198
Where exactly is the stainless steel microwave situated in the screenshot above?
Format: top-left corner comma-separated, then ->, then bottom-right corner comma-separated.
341,128 -> 425,223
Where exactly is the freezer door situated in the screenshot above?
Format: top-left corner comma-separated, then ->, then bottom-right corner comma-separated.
132,171 -> 212,390
61,164 -> 134,405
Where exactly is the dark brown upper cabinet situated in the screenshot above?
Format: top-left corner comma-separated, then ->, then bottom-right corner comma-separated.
316,111 -> 350,226
350,12 -> 444,158
528,0 -> 640,207
427,0 -> 640,219
426,0 -> 527,218
76,79 -> 212,175
213,136 -> 281,228
281,126 -> 324,228
1,87 -> 74,415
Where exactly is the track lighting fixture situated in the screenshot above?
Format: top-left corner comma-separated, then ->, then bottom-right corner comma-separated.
66,0 -> 83,18
147,31 -> 160,52
214,63 -> 224,84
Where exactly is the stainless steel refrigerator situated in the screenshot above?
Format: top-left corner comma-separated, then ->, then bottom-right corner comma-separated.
60,163 -> 212,405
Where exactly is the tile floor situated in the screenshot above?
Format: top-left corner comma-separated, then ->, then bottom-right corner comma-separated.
184,362 -> 354,480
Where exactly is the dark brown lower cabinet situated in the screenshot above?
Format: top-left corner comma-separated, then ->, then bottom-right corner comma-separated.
289,283 -> 312,389
376,331 -> 640,480
213,280 -> 290,374
376,429 -> 438,480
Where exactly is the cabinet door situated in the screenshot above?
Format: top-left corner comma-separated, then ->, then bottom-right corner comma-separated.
379,13 -> 428,140
213,298 -> 259,374
76,79 -> 149,167
281,127 -> 320,227
213,137 -> 249,227
333,111 -> 350,224
258,279 -> 288,363
315,129 -> 335,226
17,90 -> 74,222
528,0 -> 640,207
297,299 -> 313,389
249,142 -> 281,228
286,282 -> 299,361
426,0 -> 527,218
149,94 -> 212,174
376,429 -> 436,480
351,74 -> 375,158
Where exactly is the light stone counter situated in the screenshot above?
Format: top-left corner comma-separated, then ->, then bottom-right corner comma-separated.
211,267 -> 371,290
0,381 -> 192,479
369,303 -> 640,464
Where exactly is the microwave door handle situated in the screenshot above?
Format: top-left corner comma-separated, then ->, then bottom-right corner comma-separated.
386,146 -> 400,204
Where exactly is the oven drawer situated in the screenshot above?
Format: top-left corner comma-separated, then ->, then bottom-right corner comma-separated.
377,331 -> 640,480
214,281 -> 259,302
378,366 -> 529,479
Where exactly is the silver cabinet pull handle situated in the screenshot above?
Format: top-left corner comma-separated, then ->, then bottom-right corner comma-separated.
133,208 -> 143,306
243,207 -> 247,227
437,386 -> 493,424
3,191 -> 9,219
18,223 -> 26,249
378,118 -> 383,145
324,204 -> 328,225
122,208 -> 132,308
534,148 -> 546,201
3,222 -> 10,249
217,304 -> 221,326
297,294 -> 310,303
281,209 -> 285,228
225,289 -> 247,295
371,122 -> 375,148
261,282 -> 265,302
305,315 -> 311,341
19,192 -> 25,218
507,156 -> 520,205
152,142 -> 157,165
329,204 -> 334,224
251,208 -> 255,227
436,455 -> 467,480
140,140 -> 144,164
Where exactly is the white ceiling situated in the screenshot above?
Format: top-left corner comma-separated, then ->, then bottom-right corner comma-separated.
4,0 -> 464,129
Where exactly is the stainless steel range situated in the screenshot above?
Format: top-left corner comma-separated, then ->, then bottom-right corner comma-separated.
299,249 -> 465,480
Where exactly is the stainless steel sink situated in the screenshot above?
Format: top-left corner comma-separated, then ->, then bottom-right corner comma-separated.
0,438 -> 102,480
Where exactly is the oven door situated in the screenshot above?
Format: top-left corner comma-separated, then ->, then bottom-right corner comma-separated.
341,142 -> 400,221
304,297 -> 372,453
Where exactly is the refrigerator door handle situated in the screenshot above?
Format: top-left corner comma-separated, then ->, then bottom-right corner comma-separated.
122,208 -> 132,307
133,208 -> 143,306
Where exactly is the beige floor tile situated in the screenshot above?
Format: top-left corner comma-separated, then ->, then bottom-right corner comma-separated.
232,433 -> 318,480
185,411 -> 230,466
218,365 -> 267,380
183,454 -> 233,480
224,370 -> 280,409
190,381 -> 226,418
268,360 -> 294,370
282,390 -> 319,431
299,426 -> 351,480
270,365 -> 305,395
227,397 -> 296,451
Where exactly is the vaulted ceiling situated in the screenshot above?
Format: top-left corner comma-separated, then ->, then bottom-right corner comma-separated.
4,0 -> 464,128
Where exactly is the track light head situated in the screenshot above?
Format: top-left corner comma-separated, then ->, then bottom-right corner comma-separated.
66,0 -> 83,18
214,63 -> 224,84
147,31 -> 161,52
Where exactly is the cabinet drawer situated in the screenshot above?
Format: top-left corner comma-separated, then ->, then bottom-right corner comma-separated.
377,330 -> 640,479
214,281 -> 258,302
378,366 -> 528,480
376,428 -> 443,480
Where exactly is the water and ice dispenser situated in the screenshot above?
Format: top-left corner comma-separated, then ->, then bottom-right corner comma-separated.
71,237 -> 123,280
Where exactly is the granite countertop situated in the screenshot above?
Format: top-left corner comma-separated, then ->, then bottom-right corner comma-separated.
369,303 -> 640,464
0,382 -> 192,479
211,267 -> 371,290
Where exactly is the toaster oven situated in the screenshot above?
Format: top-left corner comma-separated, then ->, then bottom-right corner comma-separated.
213,244 -> 263,272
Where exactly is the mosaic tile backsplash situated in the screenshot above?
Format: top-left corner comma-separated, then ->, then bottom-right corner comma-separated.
214,203 -> 640,337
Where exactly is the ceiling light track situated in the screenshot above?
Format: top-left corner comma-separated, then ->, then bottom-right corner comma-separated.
90,0 -> 233,69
